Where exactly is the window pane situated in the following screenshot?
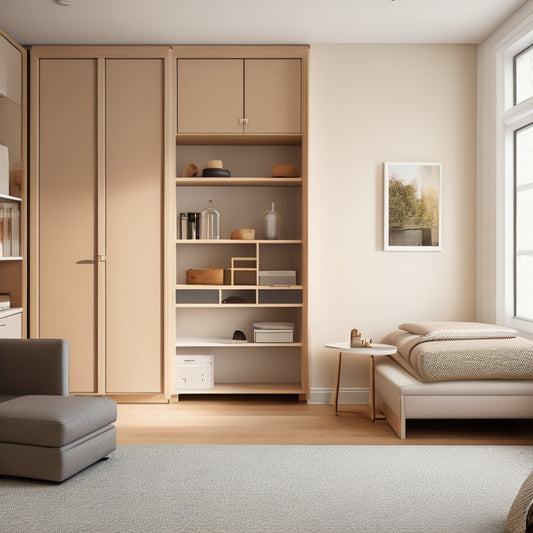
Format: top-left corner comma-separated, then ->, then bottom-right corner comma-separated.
516,123 -> 533,187
516,255 -> 533,319
515,45 -> 533,105
515,123 -> 533,321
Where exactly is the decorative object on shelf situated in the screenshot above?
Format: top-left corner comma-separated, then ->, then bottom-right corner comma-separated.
0,145 -> 9,195
9,170 -> 22,198
187,266 -> 224,285
258,270 -> 296,286
178,212 -> 187,239
187,212 -> 200,239
232,330 -> 247,342
231,228 -> 255,240
384,162 -> 442,251
200,200 -> 220,239
253,321 -> 294,343
350,328 -> 362,347
175,355 -> 214,390
0,293 -> 10,311
361,338 -> 373,347
202,168 -> 231,177
202,159 -> 231,178
222,296 -> 248,304
271,163 -> 299,178
0,203 -> 20,257
263,202 -> 280,239
182,162 -> 198,177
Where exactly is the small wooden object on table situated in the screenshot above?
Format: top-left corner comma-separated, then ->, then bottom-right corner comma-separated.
325,342 -> 397,421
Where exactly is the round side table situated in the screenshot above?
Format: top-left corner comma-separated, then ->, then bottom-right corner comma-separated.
325,342 -> 397,420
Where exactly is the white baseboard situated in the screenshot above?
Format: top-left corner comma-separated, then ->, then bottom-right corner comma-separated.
307,387 -> 369,405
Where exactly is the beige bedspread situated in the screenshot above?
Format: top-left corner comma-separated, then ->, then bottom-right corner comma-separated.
383,322 -> 533,382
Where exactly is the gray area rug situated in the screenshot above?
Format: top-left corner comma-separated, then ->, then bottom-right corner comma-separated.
1,444 -> 532,533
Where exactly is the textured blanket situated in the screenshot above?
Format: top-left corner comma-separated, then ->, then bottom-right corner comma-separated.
383,322 -> 533,382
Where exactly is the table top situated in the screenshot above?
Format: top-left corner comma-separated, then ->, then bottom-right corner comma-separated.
325,342 -> 397,355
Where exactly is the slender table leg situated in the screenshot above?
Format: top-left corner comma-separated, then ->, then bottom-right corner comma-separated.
334,351 -> 342,414
368,354 -> 375,421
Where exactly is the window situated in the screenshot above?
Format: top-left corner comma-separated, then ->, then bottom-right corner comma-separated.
515,44 -> 533,105
508,41 -> 533,330
514,123 -> 533,321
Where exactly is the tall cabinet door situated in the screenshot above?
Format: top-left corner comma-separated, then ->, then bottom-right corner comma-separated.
37,59 -> 98,393
105,59 -> 164,393
31,48 -> 170,399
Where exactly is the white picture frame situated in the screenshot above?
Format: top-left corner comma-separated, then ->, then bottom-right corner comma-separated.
384,162 -> 442,251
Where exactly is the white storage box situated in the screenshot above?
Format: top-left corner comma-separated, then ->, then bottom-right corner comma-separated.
175,355 -> 214,390
258,270 -> 296,286
253,322 -> 294,343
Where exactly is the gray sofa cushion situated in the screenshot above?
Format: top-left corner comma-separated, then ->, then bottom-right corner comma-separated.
0,395 -> 117,447
0,395 -> 17,403
0,339 -> 69,395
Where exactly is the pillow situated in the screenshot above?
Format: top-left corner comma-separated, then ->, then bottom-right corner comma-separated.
505,470 -> 533,533
398,321 -> 517,341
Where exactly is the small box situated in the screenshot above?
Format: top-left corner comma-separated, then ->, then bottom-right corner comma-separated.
0,293 -> 10,311
175,355 -> 214,390
187,267 -> 224,285
258,270 -> 296,286
253,321 -> 294,343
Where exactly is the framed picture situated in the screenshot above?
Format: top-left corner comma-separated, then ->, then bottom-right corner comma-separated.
384,162 -> 442,251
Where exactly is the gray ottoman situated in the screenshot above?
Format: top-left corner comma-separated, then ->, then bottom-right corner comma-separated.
0,395 -> 116,482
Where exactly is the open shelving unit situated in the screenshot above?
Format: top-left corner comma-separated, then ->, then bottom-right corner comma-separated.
173,45 -> 309,400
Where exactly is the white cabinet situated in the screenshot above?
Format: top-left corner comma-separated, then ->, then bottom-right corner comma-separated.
0,308 -> 22,338
0,29 -> 26,334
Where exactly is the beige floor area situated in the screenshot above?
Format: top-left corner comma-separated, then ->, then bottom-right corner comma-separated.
115,395 -> 533,445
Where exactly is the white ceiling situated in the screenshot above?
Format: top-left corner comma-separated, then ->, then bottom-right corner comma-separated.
0,0 -> 528,46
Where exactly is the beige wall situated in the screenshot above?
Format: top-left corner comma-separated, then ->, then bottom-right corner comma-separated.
307,44 -> 477,402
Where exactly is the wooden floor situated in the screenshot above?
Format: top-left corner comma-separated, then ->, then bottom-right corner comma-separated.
116,395 -> 533,445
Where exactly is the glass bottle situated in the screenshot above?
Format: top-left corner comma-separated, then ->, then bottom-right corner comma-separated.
200,200 -> 220,239
263,202 -> 280,240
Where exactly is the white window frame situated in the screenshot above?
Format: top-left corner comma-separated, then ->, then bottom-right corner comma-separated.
504,42 -> 533,334
477,2 -> 533,339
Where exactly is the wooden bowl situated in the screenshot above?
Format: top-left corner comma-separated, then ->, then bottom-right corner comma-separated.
231,228 -> 255,240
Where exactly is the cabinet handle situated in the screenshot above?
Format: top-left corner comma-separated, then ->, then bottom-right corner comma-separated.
76,259 -> 94,264
239,117 -> 249,125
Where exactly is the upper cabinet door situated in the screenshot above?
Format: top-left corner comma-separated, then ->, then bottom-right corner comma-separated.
0,33 -> 22,105
177,59 -> 243,134
245,59 -> 301,135
176,57 -> 302,136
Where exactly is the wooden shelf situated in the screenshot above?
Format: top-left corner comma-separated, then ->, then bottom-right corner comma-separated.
176,303 -> 302,308
176,133 -> 302,146
176,177 -> 302,187
175,383 -> 304,395
176,337 -> 302,347
0,193 -> 22,202
176,284 -> 303,289
176,239 -> 302,244
0,256 -> 22,261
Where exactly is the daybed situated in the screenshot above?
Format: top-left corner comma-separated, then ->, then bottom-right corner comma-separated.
374,322 -> 533,439
0,339 -> 117,482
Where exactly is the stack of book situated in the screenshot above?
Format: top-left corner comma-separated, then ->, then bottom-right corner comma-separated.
0,203 -> 20,258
